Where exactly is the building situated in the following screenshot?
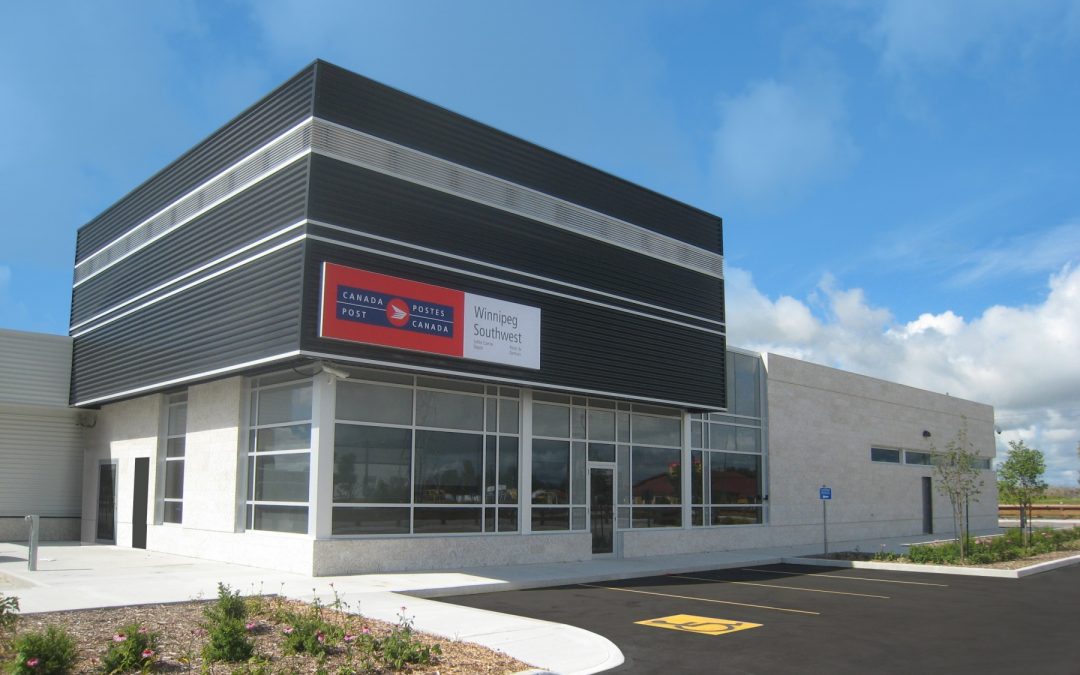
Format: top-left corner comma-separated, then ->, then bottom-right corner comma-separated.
0,330 -> 83,542
5,61 -> 1000,572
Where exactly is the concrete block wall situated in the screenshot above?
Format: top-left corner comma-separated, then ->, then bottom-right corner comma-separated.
764,353 -> 998,541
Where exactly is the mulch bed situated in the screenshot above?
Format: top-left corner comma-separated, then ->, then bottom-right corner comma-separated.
2,597 -> 533,674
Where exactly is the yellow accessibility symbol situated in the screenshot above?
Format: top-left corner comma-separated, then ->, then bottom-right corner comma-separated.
636,614 -> 762,636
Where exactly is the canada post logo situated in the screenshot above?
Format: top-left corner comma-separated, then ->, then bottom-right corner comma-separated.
336,284 -> 455,338
320,262 -> 542,368
320,263 -> 466,358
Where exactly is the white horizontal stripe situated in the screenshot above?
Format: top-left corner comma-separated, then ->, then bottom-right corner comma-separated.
74,351 -> 302,407
76,113 -> 722,307
74,117 -> 315,284
71,235 -> 305,338
70,221 -> 306,332
310,234 -> 724,338
310,118 -> 724,279
309,219 -> 725,329
300,350 -> 723,411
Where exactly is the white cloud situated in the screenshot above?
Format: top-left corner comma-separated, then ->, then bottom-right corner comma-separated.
728,263 -> 1080,485
710,76 -> 858,204
869,0 -> 1077,74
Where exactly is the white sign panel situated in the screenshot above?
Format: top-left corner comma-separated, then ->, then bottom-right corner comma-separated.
464,292 -> 541,369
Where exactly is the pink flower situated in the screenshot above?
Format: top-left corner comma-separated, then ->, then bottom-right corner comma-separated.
113,633 -> 127,643
25,658 -> 40,668
141,649 -> 154,659
343,633 -> 356,643
316,631 -> 325,643
137,627 -> 148,635
283,626 -> 294,635
362,626 -> 371,635
245,621 -> 257,631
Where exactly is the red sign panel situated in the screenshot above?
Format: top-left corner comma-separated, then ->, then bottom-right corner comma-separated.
320,263 -> 465,357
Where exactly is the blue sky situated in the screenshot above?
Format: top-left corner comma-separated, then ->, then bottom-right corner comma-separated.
2,1 -> 1079,483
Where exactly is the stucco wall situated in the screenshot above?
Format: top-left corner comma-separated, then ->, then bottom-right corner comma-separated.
81,393 -> 162,545
764,353 -> 998,541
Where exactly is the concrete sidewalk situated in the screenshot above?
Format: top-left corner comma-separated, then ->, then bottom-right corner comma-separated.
0,530 -> 993,674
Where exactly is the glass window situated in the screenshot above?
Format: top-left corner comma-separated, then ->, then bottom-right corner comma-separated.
708,453 -> 761,505
871,447 -> 901,463
532,440 -> 570,504
247,378 -> 312,534
710,507 -> 762,526
251,454 -> 310,502
256,382 -> 312,425
498,438 -> 519,505
332,506 -> 409,535
413,507 -> 483,533
737,427 -> 760,453
588,410 -> 615,441
331,372 -> 521,536
588,443 -> 616,463
414,431 -> 484,504
161,393 -> 186,524
632,415 -> 681,446
731,353 -> 761,417
631,447 -> 681,505
416,390 -> 484,430
533,403 -> 570,438
905,451 -> 932,466
709,425 -> 736,451
499,399 -> 519,434
333,425 -> 411,503
531,507 -> 570,531
336,381 -> 412,425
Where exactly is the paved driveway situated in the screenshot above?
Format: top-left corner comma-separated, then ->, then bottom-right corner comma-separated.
443,562 -> 1080,674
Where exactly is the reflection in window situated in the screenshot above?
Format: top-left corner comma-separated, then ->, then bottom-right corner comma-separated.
331,376 -> 520,536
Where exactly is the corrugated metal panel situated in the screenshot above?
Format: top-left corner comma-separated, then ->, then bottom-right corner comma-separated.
307,156 -> 725,321
300,241 -> 726,409
74,64 -> 316,262
71,244 -> 305,405
312,61 -> 722,253
0,330 -> 73,407
0,410 -> 83,516
71,159 -> 309,326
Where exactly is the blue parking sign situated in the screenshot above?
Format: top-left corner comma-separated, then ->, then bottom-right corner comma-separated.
820,487 -> 832,500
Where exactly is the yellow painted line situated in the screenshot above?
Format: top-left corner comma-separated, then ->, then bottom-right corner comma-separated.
669,574 -> 890,599
636,614 -> 762,636
741,568 -> 949,587
578,583 -> 820,616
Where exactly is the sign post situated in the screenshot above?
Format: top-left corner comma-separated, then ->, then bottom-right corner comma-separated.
819,485 -> 832,556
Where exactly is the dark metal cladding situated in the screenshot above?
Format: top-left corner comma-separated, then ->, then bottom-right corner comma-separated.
74,64 -> 316,263
72,159 -> 310,325
300,240 -> 726,409
71,245 -> 304,405
306,156 -> 725,322
312,61 -> 722,254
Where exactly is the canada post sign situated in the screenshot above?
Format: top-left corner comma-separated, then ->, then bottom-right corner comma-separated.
320,263 -> 541,369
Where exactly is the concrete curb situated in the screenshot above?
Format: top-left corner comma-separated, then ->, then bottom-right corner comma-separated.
403,557 -> 786,599
781,552 -> 1080,579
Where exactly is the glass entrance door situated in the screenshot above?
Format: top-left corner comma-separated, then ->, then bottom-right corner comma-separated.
589,467 -> 614,555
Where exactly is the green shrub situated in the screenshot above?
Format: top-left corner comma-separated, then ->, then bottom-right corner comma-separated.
204,584 -> 247,624
0,595 -> 18,636
377,610 -> 440,670
99,623 -> 159,674
202,619 -> 254,663
6,625 -> 77,675
201,583 -> 255,663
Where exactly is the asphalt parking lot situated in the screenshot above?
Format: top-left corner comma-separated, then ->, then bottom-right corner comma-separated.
442,563 -> 1080,674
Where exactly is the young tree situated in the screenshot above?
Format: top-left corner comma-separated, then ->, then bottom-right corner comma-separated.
931,421 -> 985,563
998,440 -> 1048,545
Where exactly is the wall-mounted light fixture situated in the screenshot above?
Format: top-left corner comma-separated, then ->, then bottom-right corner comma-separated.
922,430 -> 931,438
